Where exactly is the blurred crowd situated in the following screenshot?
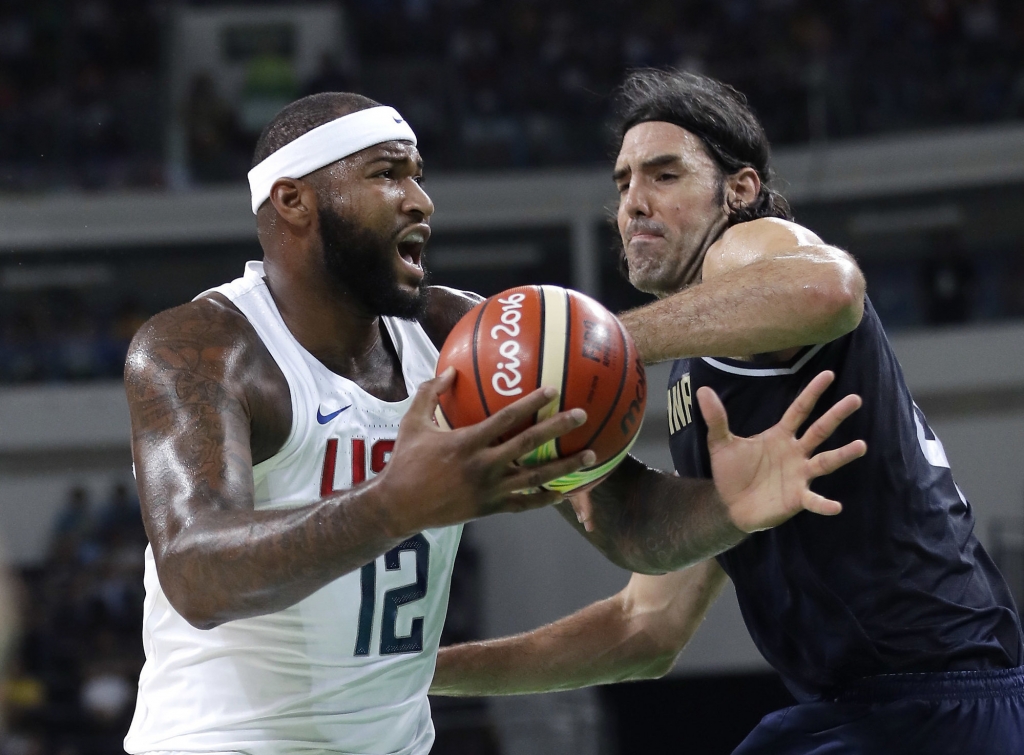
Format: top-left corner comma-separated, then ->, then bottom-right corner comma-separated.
0,0 -> 1023,190
0,0 -> 163,191
1,484 -> 147,755
0,292 -> 148,384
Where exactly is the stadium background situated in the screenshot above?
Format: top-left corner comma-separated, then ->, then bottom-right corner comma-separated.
0,0 -> 1023,753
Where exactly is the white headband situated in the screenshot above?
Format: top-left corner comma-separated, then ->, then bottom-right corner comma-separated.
247,105 -> 417,214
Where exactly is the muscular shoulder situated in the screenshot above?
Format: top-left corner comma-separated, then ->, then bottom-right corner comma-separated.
723,217 -> 825,249
418,285 -> 484,351
126,295 -> 259,389
704,218 -> 841,280
125,294 -> 290,463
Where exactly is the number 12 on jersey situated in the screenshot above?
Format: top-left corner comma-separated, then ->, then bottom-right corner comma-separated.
321,437 -> 432,657
355,535 -> 430,656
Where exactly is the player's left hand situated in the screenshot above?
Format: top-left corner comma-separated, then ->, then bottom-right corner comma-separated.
700,370 -> 866,533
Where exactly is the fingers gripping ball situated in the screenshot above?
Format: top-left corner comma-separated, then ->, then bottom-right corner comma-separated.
435,285 -> 647,493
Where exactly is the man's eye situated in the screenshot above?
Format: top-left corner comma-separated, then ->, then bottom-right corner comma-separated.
658,173 -> 677,182
413,175 -> 424,185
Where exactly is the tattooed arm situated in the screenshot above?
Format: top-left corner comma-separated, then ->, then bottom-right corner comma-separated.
557,372 -> 867,574
127,297 -> 592,630
555,459 -> 742,574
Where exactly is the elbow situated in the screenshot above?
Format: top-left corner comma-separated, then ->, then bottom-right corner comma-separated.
179,608 -> 224,632
811,261 -> 865,342
162,576 -> 224,631
635,648 -> 680,680
182,614 -> 223,632
625,631 -> 685,681
617,604 -> 688,681
155,547 -> 227,631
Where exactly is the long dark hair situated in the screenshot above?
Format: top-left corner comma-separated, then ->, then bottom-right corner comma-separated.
614,69 -> 792,225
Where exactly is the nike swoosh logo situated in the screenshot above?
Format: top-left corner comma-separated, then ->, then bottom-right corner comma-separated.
317,405 -> 352,424
393,115 -> 403,123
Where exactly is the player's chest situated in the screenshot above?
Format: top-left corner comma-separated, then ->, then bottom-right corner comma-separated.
309,400 -> 407,494
253,390 -> 410,509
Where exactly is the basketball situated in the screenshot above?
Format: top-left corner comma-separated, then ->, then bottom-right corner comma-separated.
434,285 -> 647,493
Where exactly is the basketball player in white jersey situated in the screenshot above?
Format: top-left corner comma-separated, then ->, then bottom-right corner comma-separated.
122,92 -> 865,754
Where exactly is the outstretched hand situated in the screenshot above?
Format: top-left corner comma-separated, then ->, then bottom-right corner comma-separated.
700,370 -> 866,533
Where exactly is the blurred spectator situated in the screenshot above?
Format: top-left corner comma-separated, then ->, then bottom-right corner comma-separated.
2,657 -> 45,732
0,294 -> 150,386
303,52 -> 354,97
0,481 -> 148,752
95,484 -> 145,551
239,44 -> 298,135
0,539 -> 21,738
49,487 -> 94,564
0,0 -> 162,191
183,73 -> 248,184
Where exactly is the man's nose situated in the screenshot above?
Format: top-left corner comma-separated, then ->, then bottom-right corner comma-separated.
621,180 -> 651,218
403,179 -> 434,220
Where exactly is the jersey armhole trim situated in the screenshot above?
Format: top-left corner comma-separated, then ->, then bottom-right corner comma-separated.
701,343 -> 825,377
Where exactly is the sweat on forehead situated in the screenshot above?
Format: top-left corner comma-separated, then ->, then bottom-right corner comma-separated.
247,106 -> 417,214
613,123 -> 712,177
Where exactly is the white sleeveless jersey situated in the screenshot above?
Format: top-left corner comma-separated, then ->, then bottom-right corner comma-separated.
125,261 -> 462,755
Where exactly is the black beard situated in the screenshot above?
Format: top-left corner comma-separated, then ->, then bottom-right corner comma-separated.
318,204 -> 428,320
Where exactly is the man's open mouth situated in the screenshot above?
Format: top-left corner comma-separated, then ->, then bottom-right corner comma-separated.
397,227 -> 429,269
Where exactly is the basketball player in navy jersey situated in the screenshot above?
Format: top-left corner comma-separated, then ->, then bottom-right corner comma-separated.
432,71 -> 1024,753
122,91 -> 865,753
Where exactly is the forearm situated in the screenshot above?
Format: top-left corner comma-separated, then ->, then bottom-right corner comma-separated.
154,477 -> 404,629
621,252 -> 864,363
556,456 -> 745,574
431,562 -> 728,696
432,597 -> 659,696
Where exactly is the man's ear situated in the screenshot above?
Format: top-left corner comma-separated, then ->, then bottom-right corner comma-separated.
724,167 -> 760,214
268,178 -> 317,228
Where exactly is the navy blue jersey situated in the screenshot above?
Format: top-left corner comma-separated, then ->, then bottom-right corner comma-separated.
667,298 -> 1023,702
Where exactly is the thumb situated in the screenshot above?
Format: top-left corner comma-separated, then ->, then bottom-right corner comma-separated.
697,386 -> 733,452
409,366 -> 456,422
567,489 -> 596,532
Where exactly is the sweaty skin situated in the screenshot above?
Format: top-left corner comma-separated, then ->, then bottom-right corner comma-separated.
566,121 -> 867,552
613,123 -> 864,364
432,119 -> 868,697
126,136 -> 595,630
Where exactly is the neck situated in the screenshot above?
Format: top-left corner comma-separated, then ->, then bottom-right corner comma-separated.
262,254 -> 389,379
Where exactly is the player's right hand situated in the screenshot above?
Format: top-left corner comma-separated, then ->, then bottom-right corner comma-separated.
375,367 -> 596,537
701,370 -> 867,533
